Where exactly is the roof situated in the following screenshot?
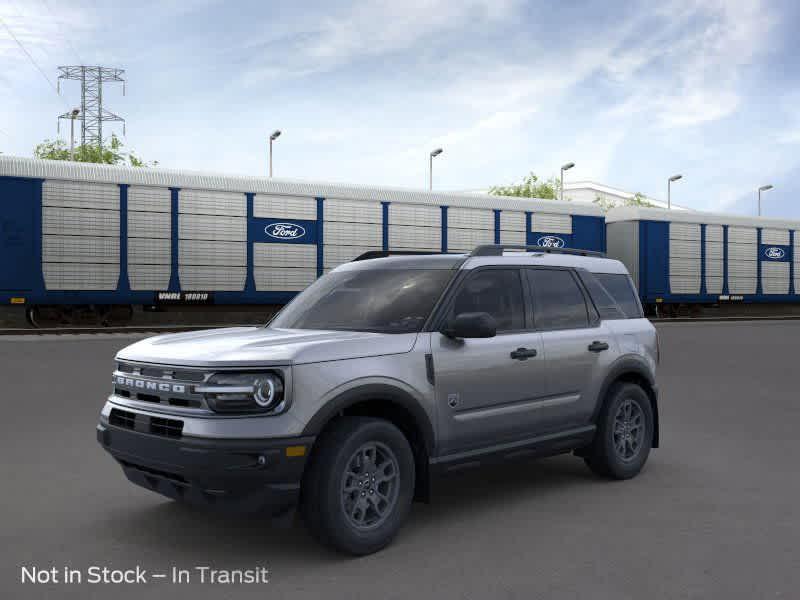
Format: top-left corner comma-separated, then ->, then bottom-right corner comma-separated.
0,155 -> 604,216
605,205 -> 800,230
564,180 -> 689,210
338,250 -> 628,275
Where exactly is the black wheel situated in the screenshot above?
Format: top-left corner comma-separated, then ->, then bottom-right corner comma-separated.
301,417 -> 415,555
584,383 -> 653,479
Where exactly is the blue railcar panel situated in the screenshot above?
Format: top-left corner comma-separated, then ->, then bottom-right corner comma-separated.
168,188 -> 180,292
244,193 -> 256,293
0,177 -> 38,291
118,184 -> 130,293
571,215 -> 606,252
638,220 -> 669,300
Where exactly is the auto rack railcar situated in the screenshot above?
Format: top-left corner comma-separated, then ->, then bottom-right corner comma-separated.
0,156 -> 605,324
606,206 -> 800,315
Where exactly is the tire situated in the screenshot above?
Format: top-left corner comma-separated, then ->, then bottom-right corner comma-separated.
584,382 -> 653,480
301,417 -> 415,555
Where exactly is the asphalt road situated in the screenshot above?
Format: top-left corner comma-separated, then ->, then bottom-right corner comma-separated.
1,322 -> 798,600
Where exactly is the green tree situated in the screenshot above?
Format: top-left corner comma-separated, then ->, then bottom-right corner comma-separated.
489,172 -> 562,200
593,191 -> 656,212
33,134 -> 157,167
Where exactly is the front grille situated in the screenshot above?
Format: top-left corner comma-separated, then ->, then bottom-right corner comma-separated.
149,416 -> 184,438
113,361 -> 210,412
109,408 -> 136,430
108,408 -> 184,439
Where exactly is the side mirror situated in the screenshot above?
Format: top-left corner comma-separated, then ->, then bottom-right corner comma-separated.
442,312 -> 497,339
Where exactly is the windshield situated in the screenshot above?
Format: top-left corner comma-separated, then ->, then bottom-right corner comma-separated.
269,268 -> 454,333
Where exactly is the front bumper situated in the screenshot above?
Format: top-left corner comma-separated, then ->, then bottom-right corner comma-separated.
97,419 -> 314,515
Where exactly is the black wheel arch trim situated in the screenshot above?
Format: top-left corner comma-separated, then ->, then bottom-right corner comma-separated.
594,356 -> 660,448
301,383 -> 436,455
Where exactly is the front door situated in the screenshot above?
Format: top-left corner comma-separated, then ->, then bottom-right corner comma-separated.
432,268 -> 548,454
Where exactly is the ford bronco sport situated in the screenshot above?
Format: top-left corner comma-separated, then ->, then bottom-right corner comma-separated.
97,245 -> 659,555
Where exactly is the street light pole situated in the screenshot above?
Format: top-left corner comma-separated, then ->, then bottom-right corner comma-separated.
758,184 -> 773,216
560,162 -> 575,202
269,130 -> 281,177
429,148 -> 443,190
69,108 -> 80,160
667,174 -> 683,209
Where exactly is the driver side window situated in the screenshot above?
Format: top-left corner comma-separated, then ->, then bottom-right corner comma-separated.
450,269 -> 525,332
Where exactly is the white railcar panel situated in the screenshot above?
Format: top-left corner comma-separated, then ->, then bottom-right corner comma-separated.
179,189 -> 245,217
180,240 -> 246,266
323,245 -> 378,269
128,186 -> 170,213
255,268 -> 317,291
706,276 -> 723,294
669,223 -> 701,241
669,276 -> 701,294
324,221 -> 382,246
388,224 -> 440,250
705,258 -> 723,278
728,227 -> 757,244
728,244 -> 757,261
254,243 -> 316,268
43,235 -> 119,264
670,258 -> 701,277
43,263 -> 119,290
43,206 -> 119,237
705,225 -> 723,242
389,203 -> 440,227
42,180 -> 119,210
669,239 -> 701,259
728,277 -> 757,294
728,260 -> 758,277
447,227 -> 494,251
254,195 -> 316,220
179,214 -> 246,241
179,266 -> 246,290
325,199 -> 382,224
128,238 -> 170,265
129,211 -> 170,239
500,211 -> 525,232
761,229 -> 790,245
129,265 -> 171,290
762,262 -> 790,294
705,241 -> 723,260
448,207 -> 493,230
532,213 -> 571,234
499,229 -> 526,245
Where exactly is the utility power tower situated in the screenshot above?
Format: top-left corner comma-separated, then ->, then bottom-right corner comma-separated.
57,66 -> 126,148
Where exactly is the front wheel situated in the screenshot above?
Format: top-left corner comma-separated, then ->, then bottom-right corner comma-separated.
301,417 -> 415,555
584,383 -> 653,479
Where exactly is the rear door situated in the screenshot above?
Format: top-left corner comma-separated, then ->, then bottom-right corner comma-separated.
0,178 -> 36,291
432,267 -> 548,454
525,268 -> 618,430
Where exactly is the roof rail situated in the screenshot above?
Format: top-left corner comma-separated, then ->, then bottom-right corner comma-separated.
469,244 -> 606,258
351,250 -> 447,262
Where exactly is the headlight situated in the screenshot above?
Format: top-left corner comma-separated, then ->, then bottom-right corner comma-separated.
196,372 -> 286,414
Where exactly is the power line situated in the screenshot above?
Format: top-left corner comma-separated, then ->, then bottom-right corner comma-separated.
0,15 -> 67,106
37,0 -> 85,66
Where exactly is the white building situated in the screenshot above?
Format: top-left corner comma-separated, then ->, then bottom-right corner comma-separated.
563,181 -> 689,210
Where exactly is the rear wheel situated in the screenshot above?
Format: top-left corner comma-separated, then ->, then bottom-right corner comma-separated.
585,383 -> 653,479
301,417 -> 415,555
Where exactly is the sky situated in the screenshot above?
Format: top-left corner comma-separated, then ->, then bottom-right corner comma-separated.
1,0 -> 799,218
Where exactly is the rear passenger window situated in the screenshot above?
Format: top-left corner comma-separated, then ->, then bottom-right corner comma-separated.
594,273 -> 643,319
578,271 -> 626,320
451,269 -> 525,332
527,269 -> 590,330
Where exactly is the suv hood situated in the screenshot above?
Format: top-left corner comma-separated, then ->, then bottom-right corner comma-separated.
115,326 -> 418,367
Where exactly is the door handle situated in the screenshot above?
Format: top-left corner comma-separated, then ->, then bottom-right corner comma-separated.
588,341 -> 609,352
510,347 -> 538,360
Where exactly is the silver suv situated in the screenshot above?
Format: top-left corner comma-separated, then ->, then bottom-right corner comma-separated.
97,245 -> 659,555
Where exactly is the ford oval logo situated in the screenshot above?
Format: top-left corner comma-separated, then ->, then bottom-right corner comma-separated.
764,246 -> 786,260
536,235 -> 566,248
265,222 -> 306,240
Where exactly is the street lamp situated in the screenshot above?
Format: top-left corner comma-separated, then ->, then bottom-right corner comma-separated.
429,148 -> 443,190
667,174 -> 682,209
758,184 -> 773,216
560,162 -> 575,202
269,130 -> 281,177
69,108 -> 80,161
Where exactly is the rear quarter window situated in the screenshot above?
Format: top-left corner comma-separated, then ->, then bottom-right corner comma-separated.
580,271 -> 643,319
